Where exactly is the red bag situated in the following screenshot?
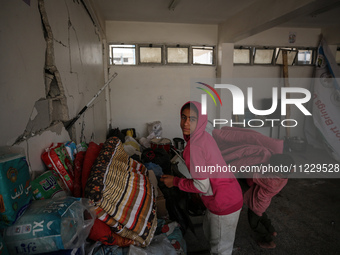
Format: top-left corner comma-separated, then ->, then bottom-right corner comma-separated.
73,151 -> 85,197
82,142 -> 103,196
41,143 -> 74,193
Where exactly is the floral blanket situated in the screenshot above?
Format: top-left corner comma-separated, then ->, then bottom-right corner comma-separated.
84,137 -> 157,246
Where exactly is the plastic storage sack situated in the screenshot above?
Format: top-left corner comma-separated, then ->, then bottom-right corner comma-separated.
128,235 -> 177,255
31,171 -> 68,200
64,141 -> 77,162
0,146 -> 32,228
34,247 -> 82,255
0,233 -> 9,255
41,143 -> 75,193
3,196 -> 95,255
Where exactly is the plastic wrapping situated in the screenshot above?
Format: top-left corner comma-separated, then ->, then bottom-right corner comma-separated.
64,141 -> 77,162
128,235 -> 177,255
0,233 -> 9,255
147,121 -> 162,139
41,143 -> 75,193
31,171 -> 68,200
0,146 -> 32,228
4,196 -> 95,254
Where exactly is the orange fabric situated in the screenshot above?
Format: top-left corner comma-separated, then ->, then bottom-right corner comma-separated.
88,219 -> 135,247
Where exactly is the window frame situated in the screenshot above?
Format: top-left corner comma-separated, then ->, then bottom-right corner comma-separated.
192,45 -> 215,66
109,44 -> 137,66
107,43 -> 217,66
233,46 -> 252,65
335,47 -> 340,65
233,46 -> 317,66
166,45 -> 190,65
295,48 -> 316,66
138,44 -> 164,65
275,48 -> 298,66
253,47 -> 275,65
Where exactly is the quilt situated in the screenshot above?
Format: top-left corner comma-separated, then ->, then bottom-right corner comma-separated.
84,137 -> 157,246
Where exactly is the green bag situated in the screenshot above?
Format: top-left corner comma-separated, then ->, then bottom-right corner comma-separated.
31,171 -> 67,200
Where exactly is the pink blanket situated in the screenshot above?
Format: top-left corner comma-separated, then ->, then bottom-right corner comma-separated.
212,127 -> 283,171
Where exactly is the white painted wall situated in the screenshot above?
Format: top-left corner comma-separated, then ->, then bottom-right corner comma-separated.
236,27 -> 321,47
45,0 -> 106,144
0,0 -> 45,146
105,21 -> 218,139
0,0 -> 105,172
218,27 -> 323,139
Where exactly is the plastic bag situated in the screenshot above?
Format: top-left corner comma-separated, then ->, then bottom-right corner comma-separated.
31,171 -> 68,200
41,143 -> 75,193
4,196 -> 95,254
0,146 -> 32,228
147,121 -> 162,139
76,142 -> 88,153
0,233 -> 9,255
128,235 -> 176,255
64,141 -> 77,162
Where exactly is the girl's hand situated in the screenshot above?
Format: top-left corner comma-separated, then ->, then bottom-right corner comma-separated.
160,175 -> 174,188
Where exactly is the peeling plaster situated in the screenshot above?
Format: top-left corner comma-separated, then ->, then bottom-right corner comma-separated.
14,0 -> 71,145
13,0 -> 104,146
17,122 -> 71,172
30,107 -> 38,120
39,0 -> 69,124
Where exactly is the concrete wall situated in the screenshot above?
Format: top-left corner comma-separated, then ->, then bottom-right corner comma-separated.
0,0 -> 105,173
105,21 -> 218,139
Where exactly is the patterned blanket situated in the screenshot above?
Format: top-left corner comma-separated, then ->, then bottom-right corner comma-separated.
84,137 -> 157,246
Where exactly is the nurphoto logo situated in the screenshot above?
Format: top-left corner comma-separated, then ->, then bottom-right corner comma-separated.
197,82 -> 312,128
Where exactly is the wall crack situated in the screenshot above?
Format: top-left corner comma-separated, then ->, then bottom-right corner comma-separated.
13,0 -> 72,145
54,39 -> 67,47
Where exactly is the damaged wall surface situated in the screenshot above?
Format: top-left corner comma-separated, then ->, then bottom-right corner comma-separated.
0,0 -> 106,173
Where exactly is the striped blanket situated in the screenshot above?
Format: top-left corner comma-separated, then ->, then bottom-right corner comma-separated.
84,137 -> 157,246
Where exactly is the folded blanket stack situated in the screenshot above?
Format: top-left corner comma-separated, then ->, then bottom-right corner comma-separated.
84,137 -> 157,246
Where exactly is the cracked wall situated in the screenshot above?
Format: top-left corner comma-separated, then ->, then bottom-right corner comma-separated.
0,0 -> 106,173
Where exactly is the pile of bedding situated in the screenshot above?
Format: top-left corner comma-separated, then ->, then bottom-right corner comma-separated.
84,137 -> 157,247
18,129 -> 187,254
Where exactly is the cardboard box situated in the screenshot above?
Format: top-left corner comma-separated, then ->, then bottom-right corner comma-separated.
156,188 -> 168,218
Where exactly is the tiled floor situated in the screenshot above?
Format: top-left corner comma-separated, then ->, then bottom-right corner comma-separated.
184,145 -> 340,254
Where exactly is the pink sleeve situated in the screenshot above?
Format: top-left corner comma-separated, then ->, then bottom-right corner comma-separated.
173,146 -> 211,194
173,176 -> 205,193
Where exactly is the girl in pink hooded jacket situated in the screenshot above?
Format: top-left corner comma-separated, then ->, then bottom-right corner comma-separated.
161,101 -> 243,255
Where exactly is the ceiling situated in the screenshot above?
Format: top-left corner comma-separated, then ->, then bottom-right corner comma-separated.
93,0 -> 340,28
